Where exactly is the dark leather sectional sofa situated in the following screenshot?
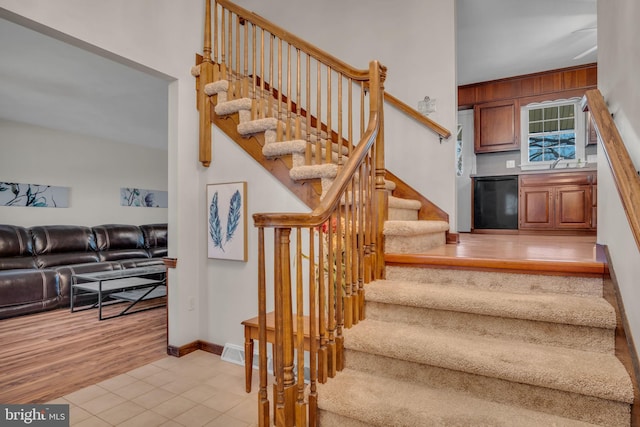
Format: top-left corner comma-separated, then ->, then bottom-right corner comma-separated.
0,223 -> 167,319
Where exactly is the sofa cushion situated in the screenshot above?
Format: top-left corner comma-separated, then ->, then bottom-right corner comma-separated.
0,225 -> 37,270
31,225 -> 99,268
0,269 -> 59,308
93,224 -> 149,262
140,223 -> 168,258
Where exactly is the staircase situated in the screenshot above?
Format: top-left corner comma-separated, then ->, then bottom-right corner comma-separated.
201,69 -> 634,424
316,260 -> 634,426
194,2 -> 635,425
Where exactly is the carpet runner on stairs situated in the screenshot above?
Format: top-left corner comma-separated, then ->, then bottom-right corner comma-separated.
316,268 -> 634,426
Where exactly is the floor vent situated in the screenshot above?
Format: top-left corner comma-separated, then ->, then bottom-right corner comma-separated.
220,343 -> 273,373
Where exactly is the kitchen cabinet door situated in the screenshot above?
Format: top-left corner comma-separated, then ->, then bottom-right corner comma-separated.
474,100 -> 520,153
555,185 -> 591,229
519,186 -> 553,229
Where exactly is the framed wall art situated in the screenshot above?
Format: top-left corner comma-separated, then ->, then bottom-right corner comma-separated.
0,182 -> 69,208
206,181 -> 247,261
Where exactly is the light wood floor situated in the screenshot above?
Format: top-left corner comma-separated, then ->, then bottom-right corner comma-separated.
441,233 -> 600,263
0,300 -> 167,404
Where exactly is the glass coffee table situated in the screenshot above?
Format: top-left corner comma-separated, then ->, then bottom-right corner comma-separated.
70,265 -> 166,320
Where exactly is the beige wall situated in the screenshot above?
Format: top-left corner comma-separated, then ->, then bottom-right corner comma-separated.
597,0 -> 640,357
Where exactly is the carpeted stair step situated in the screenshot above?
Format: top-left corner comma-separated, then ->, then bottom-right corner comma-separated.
340,318 -> 633,425
365,279 -> 616,352
386,264 -> 604,297
388,195 -> 421,220
317,368 -> 602,427
383,220 -> 449,253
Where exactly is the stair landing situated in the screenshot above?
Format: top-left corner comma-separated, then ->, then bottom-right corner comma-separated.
385,233 -> 607,276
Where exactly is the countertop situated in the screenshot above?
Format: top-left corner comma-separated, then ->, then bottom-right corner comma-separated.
471,166 -> 597,178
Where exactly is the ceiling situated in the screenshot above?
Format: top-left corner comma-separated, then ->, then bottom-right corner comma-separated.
0,13 -> 170,151
456,0 -> 597,85
0,2 -> 597,150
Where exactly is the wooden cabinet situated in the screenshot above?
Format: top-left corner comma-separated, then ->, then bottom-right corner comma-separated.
474,100 -> 520,153
519,172 -> 596,231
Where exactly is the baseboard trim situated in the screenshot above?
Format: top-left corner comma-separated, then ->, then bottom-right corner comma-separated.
167,340 -> 224,357
603,246 -> 640,426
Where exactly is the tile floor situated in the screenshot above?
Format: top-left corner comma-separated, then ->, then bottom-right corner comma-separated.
48,350 -> 263,426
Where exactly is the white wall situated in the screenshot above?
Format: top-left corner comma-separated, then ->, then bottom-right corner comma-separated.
0,119 -> 167,226
597,0 -> 640,357
233,0 -> 458,230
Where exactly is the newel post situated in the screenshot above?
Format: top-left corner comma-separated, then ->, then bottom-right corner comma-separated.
198,0 -> 214,167
372,61 -> 388,280
273,228 -> 295,426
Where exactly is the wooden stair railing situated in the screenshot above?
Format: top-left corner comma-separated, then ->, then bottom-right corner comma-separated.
195,0 -> 377,172
253,60 -> 385,426
385,92 -> 451,142
193,2 -> 386,426
583,89 -> 640,251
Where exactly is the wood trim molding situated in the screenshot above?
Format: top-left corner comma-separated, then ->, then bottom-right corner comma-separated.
458,63 -> 597,109
162,257 -> 178,269
167,340 -> 224,357
602,246 -> 640,425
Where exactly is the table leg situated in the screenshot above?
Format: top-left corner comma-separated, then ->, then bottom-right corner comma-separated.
244,325 -> 254,393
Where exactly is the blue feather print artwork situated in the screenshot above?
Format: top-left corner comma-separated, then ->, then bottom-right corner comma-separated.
209,192 -> 223,250
226,190 -> 241,242
207,182 -> 246,261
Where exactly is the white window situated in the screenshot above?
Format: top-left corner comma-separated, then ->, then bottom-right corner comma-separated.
520,98 -> 586,170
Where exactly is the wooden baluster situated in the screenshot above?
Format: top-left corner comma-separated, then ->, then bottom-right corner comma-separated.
295,49 -> 301,140
357,161 -> 366,320
308,228 -> 318,424
259,29 -> 265,120
242,19 -> 249,99
348,79 -> 353,156
285,44 -> 292,141
315,63 -> 322,165
219,6 -> 227,80
363,154 -> 373,284
317,222 -> 327,383
335,208 -> 344,372
337,74 -> 343,166
276,39 -> 283,141
212,1 -> 219,81
350,177 -> 359,325
226,11 -> 234,99
294,228 -> 306,426
326,216 -> 336,378
257,228 -> 270,427
251,24 -> 257,120
305,55 -> 312,166
235,14 -> 241,98
268,35 -> 274,118
325,67 -> 332,165
343,185 -> 353,329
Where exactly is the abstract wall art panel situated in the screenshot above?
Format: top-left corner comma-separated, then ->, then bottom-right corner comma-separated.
0,182 -> 69,208
120,188 -> 168,208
